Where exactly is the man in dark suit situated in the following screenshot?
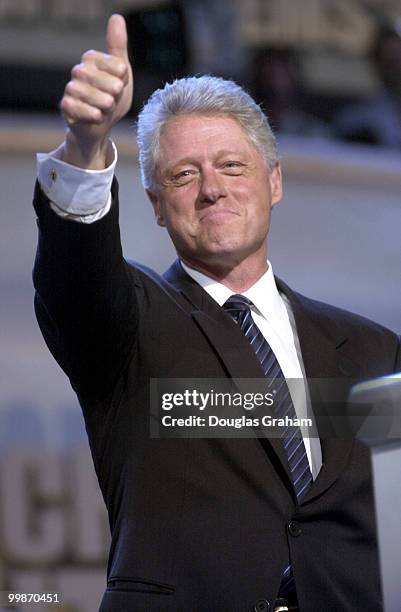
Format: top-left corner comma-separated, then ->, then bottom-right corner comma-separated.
34,14 -> 400,612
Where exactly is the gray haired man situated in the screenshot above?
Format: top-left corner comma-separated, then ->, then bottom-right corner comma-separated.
34,14 -> 400,612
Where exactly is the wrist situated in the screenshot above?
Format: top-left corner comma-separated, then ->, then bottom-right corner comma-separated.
63,131 -> 113,170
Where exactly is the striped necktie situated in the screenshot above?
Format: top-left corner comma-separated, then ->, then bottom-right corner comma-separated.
223,294 -> 313,596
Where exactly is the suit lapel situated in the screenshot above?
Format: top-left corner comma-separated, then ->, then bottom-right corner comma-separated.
276,278 -> 360,503
164,260 -> 271,379
163,261 -> 295,485
164,261 -> 360,503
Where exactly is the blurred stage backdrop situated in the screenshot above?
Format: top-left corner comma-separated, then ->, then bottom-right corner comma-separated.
0,1 -> 400,610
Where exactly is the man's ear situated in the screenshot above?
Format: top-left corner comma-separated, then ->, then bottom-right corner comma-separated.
146,190 -> 166,226
269,163 -> 283,207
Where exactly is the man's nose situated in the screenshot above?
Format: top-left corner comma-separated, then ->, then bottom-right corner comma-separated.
198,169 -> 228,204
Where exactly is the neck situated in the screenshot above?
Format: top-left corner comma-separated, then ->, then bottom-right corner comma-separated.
181,247 -> 269,293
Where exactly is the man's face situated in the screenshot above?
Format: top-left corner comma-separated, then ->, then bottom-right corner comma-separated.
147,113 -> 282,272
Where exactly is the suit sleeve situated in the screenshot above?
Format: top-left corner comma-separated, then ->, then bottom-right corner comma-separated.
32,177 -> 140,403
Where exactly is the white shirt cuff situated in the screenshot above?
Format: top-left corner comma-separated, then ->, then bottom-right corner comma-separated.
36,142 -> 117,222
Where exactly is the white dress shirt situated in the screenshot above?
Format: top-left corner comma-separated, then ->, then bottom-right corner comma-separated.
36,146 -> 322,479
37,143 -> 115,223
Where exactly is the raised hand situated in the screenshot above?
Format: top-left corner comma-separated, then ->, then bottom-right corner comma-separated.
61,14 -> 133,169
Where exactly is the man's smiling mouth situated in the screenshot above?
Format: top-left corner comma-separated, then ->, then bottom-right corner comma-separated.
200,209 -> 240,222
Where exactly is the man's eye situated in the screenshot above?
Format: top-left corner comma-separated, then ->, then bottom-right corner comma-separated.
223,161 -> 243,173
172,170 -> 195,183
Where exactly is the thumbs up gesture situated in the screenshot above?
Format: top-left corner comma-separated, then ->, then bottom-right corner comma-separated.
61,14 -> 133,169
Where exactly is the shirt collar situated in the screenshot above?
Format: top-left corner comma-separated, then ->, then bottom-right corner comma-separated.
180,260 -> 286,324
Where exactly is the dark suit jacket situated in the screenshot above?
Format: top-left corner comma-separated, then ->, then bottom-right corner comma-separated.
33,180 -> 400,612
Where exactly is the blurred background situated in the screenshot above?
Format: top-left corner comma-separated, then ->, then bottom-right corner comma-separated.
1,0 -> 400,610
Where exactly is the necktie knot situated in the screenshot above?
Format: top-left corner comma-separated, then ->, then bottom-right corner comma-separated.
223,294 -> 253,323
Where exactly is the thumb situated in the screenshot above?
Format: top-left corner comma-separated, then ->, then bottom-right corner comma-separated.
107,14 -> 129,60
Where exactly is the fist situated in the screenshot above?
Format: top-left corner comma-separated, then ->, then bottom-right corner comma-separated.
61,14 -> 133,146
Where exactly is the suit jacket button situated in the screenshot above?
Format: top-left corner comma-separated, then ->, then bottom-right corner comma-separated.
253,598 -> 270,611
288,520 -> 302,537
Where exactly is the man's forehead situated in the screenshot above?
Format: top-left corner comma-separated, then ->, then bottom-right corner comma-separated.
156,113 -> 261,165
160,112 -> 245,137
